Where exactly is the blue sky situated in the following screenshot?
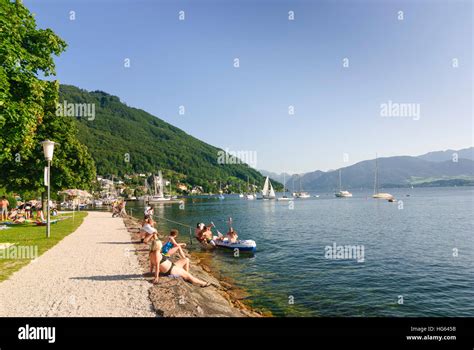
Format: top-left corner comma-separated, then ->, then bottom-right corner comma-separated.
25,0 -> 472,173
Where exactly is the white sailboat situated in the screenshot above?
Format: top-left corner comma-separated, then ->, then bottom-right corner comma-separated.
147,171 -> 172,203
245,176 -> 255,200
238,183 -> 244,198
217,181 -> 225,200
260,176 -> 276,200
372,155 -> 393,200
335,169 -> 352,198
277,173 -> 293,201
293,175 -> 311,198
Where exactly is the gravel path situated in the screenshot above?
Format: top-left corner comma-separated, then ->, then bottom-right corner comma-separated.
0,211 -> 156,317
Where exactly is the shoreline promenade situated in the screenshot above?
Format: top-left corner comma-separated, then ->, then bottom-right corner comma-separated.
0,211 -> 155,317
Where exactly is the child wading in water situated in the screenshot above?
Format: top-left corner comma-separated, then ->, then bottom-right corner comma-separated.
161,229 -> 187,258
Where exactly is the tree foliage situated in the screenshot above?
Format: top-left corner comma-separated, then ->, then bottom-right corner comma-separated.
0,0 -> 96,193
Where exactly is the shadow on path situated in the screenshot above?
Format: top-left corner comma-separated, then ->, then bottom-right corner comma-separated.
97,241 -> 141,245
70,274 -> 145,281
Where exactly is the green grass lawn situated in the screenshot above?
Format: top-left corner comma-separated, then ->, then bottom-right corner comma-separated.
0,212 -> 88,282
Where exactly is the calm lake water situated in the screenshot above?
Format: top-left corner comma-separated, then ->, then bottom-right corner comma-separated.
127,187 -> 474,317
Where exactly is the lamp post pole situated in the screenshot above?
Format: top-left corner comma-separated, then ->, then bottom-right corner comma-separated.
41,140 -> 55,239
47,159 -> 51,238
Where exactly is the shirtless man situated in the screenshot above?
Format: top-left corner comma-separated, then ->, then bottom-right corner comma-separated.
195,223 -> 217,246
1,196 -> 9,221
226,228 -> 239,243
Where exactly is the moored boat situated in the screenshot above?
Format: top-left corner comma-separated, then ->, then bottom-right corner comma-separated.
147,171 -> 172,203
293,175 -> 311,198
372,155 -> 393,200
335,190 -> 353,198
260,176 -> 276,200
335,169 -> 353,198
277,173 -> 294,201
294,191 -> 311,198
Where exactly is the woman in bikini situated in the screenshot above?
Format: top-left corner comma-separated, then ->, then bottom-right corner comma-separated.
149,234 -> 210,287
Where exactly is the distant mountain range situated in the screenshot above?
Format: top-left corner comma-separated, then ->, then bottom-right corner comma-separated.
417,147 -> 474,162
260,147 -> 474,192
258,170 -> 294,185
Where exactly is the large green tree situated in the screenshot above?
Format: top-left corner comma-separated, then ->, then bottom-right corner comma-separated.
0,0 -> 96,193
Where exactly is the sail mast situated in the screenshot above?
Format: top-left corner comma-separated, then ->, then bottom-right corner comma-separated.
159,171 -> 164,197
339,169 -> 342,191
374,154 -> 378,195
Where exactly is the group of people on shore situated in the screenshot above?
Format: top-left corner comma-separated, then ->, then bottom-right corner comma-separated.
111,200 -> 127,218
1,196 -> 56,224
139,211 -> 211,287
136,203 -> 242,287
194,222 -> 238,246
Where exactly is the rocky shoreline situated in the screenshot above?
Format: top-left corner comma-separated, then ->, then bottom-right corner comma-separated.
123,216 -> 264,317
